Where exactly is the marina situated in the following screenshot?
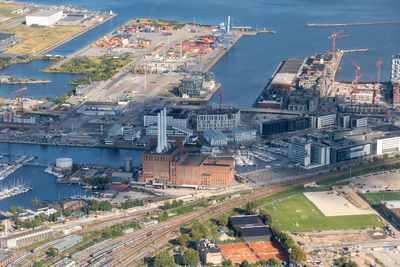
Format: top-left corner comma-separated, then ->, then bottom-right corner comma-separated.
0,184 -> 32,200
0,155 -> 35,180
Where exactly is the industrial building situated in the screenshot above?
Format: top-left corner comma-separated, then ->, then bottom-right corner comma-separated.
52,235 -> 82,253
0,228 -> 54,249
203,129 -> 228,146
143,107 -> 190,128
260,117 -> 310,136
111,172 -> 133,181
0,33 -> 16,49
26,10 -> 63,26
196,106 -> 240,131
139,109 -> 235,186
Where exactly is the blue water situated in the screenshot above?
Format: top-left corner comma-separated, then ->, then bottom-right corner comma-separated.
0,0 -> 398,208
0,60 -> 83,98
0,143 -> 142,210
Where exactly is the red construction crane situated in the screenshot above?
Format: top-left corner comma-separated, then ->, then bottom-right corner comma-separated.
351,72 -> 364,106
373,59 -> 382,105
11,87 -> 27,132
328,30 -> 350,53
218,88 -> 224,108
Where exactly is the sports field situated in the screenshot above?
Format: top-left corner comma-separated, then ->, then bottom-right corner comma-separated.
362,191 -> 400,207
264,194 -> 384,232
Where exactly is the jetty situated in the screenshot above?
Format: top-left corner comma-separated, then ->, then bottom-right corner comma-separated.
307,21 -> 400,27
339,48 -> 369,53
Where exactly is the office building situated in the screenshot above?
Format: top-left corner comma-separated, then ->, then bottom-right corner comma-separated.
351,117 -> 368,128
288,137 -> 311,166
196,106 -> 240,131
26,10 -> 63,26
310,113 -> 336,129
392,54 -> 400,83
330,141 -> 371,163
231,127 -> 257,143
260,117 -> 310,136
375,135 -> 400,155
338,115 -> 350,128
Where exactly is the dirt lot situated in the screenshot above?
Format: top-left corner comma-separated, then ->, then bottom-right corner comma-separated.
304,191 -> 373,216
352,170 -> 400,193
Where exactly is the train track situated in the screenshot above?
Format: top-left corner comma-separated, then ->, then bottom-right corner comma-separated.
110,158 -> 400,266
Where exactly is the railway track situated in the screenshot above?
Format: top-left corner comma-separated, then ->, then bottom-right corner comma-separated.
110,159 -> 400,266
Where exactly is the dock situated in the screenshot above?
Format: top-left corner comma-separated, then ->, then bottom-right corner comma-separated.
307,21 -> 400,27
178,84 -> 221,105
339,48 -> 369,53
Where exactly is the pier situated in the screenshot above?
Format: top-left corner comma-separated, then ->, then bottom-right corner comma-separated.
307,21 -> 400,27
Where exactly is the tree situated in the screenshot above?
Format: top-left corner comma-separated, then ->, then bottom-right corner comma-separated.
172,200 -> 179,207
9,205 -> 17,214
265,258 -> 280,266
177,233 -> 190,247
64,208 -> 73,217
260,209 -> 272,225
215,214 -> 228,226
163,202 -> 172,210
190,221 -> 210,241
222,260 -> 233,267
38,213 -> 47,222
335,257 -> 358,267
289,245 -> 307,263
99,201 -> 112,211
158,211 -> 169,222
182,248 -> 200,266
47,247 -> 57,257
383,154 -> 390,161
240,260 -> 249,267
154,250 -> 175,267
245,201 -> 257,214
32,199 -> 40,207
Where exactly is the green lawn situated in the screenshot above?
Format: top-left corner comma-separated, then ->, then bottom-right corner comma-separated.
362,192 -> 400,207
264,194 -> 384,232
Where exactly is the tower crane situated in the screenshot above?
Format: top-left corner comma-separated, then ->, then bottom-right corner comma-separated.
11,87 -> 27,132
219,88 -> 224,108
328,30 -> 350,53
350,60 -> 364,106
374,59 -> 382,105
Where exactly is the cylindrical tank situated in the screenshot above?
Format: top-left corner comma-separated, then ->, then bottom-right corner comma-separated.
125,157 -> 133,172
56,158 -> 73,170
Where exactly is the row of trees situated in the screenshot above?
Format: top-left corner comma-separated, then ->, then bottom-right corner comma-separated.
271,225 -> 307,263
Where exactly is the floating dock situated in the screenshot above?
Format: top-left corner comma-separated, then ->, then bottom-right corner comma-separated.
307,21 -> 400,27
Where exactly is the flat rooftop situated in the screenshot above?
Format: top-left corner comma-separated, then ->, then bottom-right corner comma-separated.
278,57 -> 305,74
180,153 -> 208,166
259,88 -> 287,104
271,73 -> 296,86
28,9 -> 62,17
145,107 -> 190,119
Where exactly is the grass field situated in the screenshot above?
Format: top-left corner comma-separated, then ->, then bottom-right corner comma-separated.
362,192 -> 400,207
264,194 -> 384,232
0,3 -> 23,27
2,24 -> 81,54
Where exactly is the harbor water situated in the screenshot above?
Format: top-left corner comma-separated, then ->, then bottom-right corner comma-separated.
0,0 -> 399,208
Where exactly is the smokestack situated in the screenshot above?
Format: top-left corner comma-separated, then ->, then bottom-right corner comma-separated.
156,112 -> 162,153
161,109 -> 165,150
163,108 -> 168,150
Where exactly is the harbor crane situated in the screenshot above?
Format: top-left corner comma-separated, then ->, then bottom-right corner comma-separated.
219,88 -> 224,108
328,30 -> 350,53
11,87 -> 27,132
374,59 -> 382,105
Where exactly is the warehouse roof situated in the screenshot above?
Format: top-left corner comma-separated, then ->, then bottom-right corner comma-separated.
271,73 -> 296,86
28,9 -> 62,17
0,33 -> 15,41
229,215 -> 264,229
180,154 -> 207,166
240,225 -> 273,239
278,57 -> 305,74
204,129 -> 227,140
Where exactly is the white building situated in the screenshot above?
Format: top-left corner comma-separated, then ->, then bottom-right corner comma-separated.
143,108 -> 190,128
123,126 -> 141,141
231,127 -> 257,143
392,54 -> 400,83
311,113 -> 336,129
203,129 -> 228,146
108,124 -> 123,138
376,136 -> 400,155
26,10 -> 63,26
197,107 -> 240,131
351,117 -> 368,128
27,207 -> 58,217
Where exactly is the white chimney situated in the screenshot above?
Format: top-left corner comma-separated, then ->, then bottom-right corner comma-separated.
163,108 -> 168,150
156,112 -> 162,153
